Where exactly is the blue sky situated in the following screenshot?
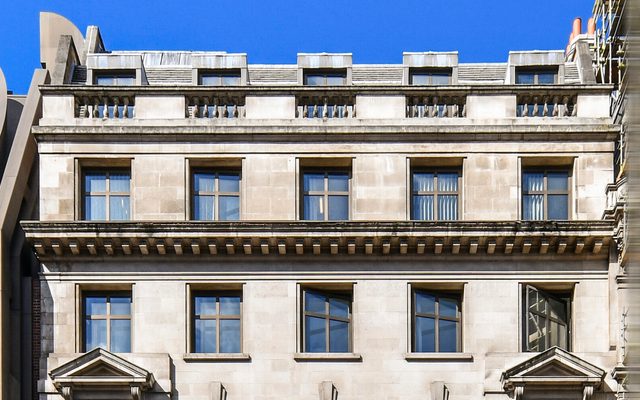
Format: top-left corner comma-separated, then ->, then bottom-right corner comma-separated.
1,0 -> 593,94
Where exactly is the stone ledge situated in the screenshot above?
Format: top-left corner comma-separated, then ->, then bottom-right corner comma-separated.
404,352 -> 474,361
293,352 -> 362,362
182,353 -> 251,362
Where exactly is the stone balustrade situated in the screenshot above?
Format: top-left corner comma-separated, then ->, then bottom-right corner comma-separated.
186,95 -> 245,119
406,95 -> 466,118
296,96 -> 355,119
76,95 -> 135,119
516,94 -> 577,117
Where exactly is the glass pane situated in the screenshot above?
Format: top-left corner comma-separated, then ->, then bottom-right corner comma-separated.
328,195 -> 349,220
516,73 -> 535,84
305,316 -> 326,352
195,296 -> 217,316
523,195 -> 544,220
117,76 -> 135,85
303,173 -> 324,191
326,75 -> 345,85
528,287 -> 546,314
109,196 -> 130,221
219,174 -> 240,192
437,195 -> 458,221
200,75 -> 222,85
85,319 -> 107,351
413,173 -> 434,192
439,298 -> 458,318
411,74 -> 430,85
110,173 -> 130,192
222,75 -> 241,86
438,173 -> 458,192
85,296 -> 107,315
439,320 -> 458,352
431,73 -> 451,85
547,172 -> 568,191
305,291 -> 326,314
85,195 -> 106,220
538,72 -> 556,84
110,319 -> 131,352
412,195 -> 434,220
329,319 -> 349,352
548,297 -> 567,321
303,195 -> 324,220
85,173 -> 106,192
305,75 -> 324,86
194,195 -> 215,220
219,196 -> 240,221
219,296 -> 241,315
195,319 -> 216,353
329,297 -> 349,318
548,195 -> 568,219
523,172 -> 544,192
328,173 -> 349,192
415,316 -> 435,352
194,173 -> 215,193
549,320 -> 568,349
527,313 -> 546,351
110,296 -> 131,315
96,76 -> 116,85
220,319 -> 241,353
415,292 -> 436,314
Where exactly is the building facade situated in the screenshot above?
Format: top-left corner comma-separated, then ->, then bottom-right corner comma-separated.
0,11 -> 626,400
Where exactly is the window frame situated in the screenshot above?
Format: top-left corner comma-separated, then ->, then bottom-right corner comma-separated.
82,291 -> 132,353
198,70 -> 242,86
521,168 -> 571,220
190,168 -> 241,221
411,289 -> 462,353
303,69 -> 347,86
191,290 -> 243,354
522,285 -> 572,352
300,168 -> 351,221
81,168 -> 131,221
301,288 -> 353,353
410,169 -> 461,221
93,70 -> 136,86
515,67 -> 559,85
409,68 -> 453,85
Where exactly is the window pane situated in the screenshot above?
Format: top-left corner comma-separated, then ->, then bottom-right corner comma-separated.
303,173 -> 324,191
195,296 -> 217,316
110,296 -> 131,315
439,320 -> 458,352
194,195 -> 214,220
110,173 -> 130,192
527,287 -> 546,314
328,173 -> 349,192
305,75 -> 324,86
326,75 -> 345,85
438,173 -> 458,192
303,195 -> 324,220
85,319 -> 107,351
412,195 -> 434,220
549,320 -> 568,349
109,196 -> 130,221
328,195 -> 349,220
219,296 -> 241,315
415,292 -> 435,314
219,196 -> 240,220
547,195 -> 568,219
222,75 -> 241,86
305,316 -> 326,352
523,172 -> 544,192
411,74 -> 430,85
220,319 -> 241,353
305,291 -> 326,314
547,172 -> 568,191
200,75 -> 222,85
195,319 -> 216,353
329,319 -> 349,352
85,173 -> 106,192
431,73 -> 450,85
85,296 -> 107,315
439,298 -> 458,318
548,297 -> 567,321
194,173 -> 215,193
516,73 -> 535,84
329,297 -> 349,318
437,195 -> 458,221
413,173 -> 434,192
523,195 -> 544,220
527,313 -> 547,351
110,319 -> 131,352
538,73 -> 556,84
85,196 -> 106,220
219,174 -> 240,192
415,316 -> 435,352
96,76 -> 116,85
117,76 -> 135,85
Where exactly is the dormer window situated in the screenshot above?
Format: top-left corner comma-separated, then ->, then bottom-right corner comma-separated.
303,70 -> 347,86
199,70 -> 241,86
515,67 -> 558,84
409,68 -> 452,85
94,71 -> 136,85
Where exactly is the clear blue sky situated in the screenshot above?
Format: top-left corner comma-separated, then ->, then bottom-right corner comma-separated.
0,0 -> 593,94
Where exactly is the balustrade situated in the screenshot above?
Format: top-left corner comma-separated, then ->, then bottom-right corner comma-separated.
187,96 -> 245,119
516,95 -> 577,117
297,96 -> 354,119
76,95 -> 135,119
406,96 -> 465,118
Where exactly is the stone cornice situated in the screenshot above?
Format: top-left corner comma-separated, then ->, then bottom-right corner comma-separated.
22,220 -> 613,258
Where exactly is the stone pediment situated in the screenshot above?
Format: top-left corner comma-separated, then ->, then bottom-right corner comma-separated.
49,348 -> 155,399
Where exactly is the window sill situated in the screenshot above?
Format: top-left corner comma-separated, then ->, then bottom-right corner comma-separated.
294,352 -> 362,362
404,352 -> 473,361
183,353 -> 251,362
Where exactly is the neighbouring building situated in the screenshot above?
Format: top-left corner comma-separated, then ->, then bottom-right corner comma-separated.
0,10 -> 630,400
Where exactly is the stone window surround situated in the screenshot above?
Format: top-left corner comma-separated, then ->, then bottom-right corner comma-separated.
518,156 -> 576,221
296,157 -> 353,221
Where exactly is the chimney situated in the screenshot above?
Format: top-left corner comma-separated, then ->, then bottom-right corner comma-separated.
572,17 -> 582,37
587,17 -> 596,35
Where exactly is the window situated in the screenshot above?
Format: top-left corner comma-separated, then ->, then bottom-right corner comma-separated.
94,72 -> 136,85
411,171 -> 459,220
303,70 -> 347,86
199,71 -> 241,86
83,292 -> 131,352
412,290 -> 461,352
192,292 -> 242,353
302,170 -> 349,220
83,170 -> 131,221
524,285 -> 570,352
192,170 -> 240,220
522,170 -> 569,220
410,68 -> 452,85
302,289 -> 351,353
515,67 -> 558,84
